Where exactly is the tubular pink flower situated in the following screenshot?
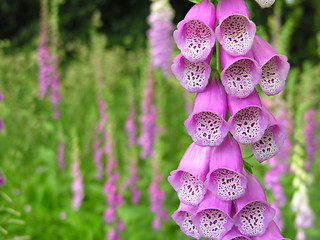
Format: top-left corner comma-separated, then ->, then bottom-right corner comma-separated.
185,79 -> 229,147
205,134 -> 247,201
228,90 -> 269,145
172,202 -> 201,240
71,162 -> 84,210
304,108 -> 316,171
174,0 -> 216,62
252,221 -> 289,240
271,202 -> 284,229
125,103 -> 136,147
251,107 -> 287,162
192,191 -> 234,239
215,0 -> 256,56
251,36 -> 290,96
172,52 -> 212,93
222,227 -> 251,240
168,143 -> 211,206
233,171 -> 275,237
220,46 -> 261,98
255,0 -> 275,8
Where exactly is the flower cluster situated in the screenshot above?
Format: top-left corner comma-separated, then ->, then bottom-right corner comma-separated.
169,0 -> 290,239
147,0 -> 174,78
303,107 -> 317,171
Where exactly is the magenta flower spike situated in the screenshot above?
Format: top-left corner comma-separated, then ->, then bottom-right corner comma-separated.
233,171 -> 275,237
252,221 -> 289,240
220,46 -> 261,98
172,52 -> 212,93
205,134 -> 247,201
184,78 -> 229,147
251,36 -> 290,96
228,90 -> 269,145
192,191 -> 234,239
174,0 -> 216,62
251,107 -> 287,163
222,227 -> 251,240
215,0 -> 256,56
172,202 -> 201,240
168,143 -> 211,206
254,0 -> 275,9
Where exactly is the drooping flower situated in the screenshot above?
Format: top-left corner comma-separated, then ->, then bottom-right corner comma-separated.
172,202 -> 201,240
147,0 -> 175,77
252,221 -> 289,240
233,171 -> 275,237
168,143 -> 211,206
184,78 -> 229,147
251,36 -> 290,96
251,106 -> 287,162
71,161 -> 84,210
222,227 -> 251,240
254,0 -> 276,8
171,52 -> 212,93
220,46 -> 261,98
205,134 -> 247,201
174,0 -> 216,62
50,55 -> 61,119
192,191 -> 234,239
304,107 -> 317,171
228,90 -> 270,145
215,0 -> 256,56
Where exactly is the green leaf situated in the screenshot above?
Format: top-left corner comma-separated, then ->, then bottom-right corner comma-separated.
188,0 -> 202,4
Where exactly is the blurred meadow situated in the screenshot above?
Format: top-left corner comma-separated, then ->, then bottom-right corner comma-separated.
0,0 -> 320,239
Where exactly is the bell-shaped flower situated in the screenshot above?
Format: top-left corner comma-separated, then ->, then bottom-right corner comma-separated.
192,191 -> 234,239
220,46 -> 261,98
185,78 -> 229,147
205,134 -> 247,201
227,90 -> 269,145
174,0 -> 216,62
233,171 -> 275,237
251,107 -> 287,162
222,227 -> 251,240
168,143 -> 211,206
172,52 -> 212,93
251,36 -> 290,96
254,0 -> 275,8
215,0 -> 256,56
252,221 -> 289,240
172,202 -> 201,240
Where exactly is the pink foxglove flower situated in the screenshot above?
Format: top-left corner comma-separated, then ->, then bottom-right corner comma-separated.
220,46 -> 261,98
222,227 -> 251,240
255,0 -> 276,8
172,52 -> 212,93
233,171 -> 275,237
251,36 -> 290,96
168,143 -> 211,206
147,0 -> 174,78
125,103 -> 136,147
192,191 -> 234,239
174,0 -> 216,62
215,0 -> 256,56
0,172 -> 5,186
228,90 -> 270,145
172,203 -> 200,240
251,107 -> 287,162
205,134 -> 247,201
252,221 -> 289,240
71,161 -> 84,210
304,108 -> 316,171
184,78 -> 229,147
57,140 -> 65,169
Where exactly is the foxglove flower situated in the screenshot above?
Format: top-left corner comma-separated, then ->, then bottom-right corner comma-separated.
147,0 -> 174,77
255,0 -> 275,8
185,78 -> 229,147
0,172 -> 5,186
215,0 -> 256,56
252,221 -> 289,240
71,161 -> 84,210
57,140 -> 65,169
251,107 -> 287,162
192,191 -> 234,239
205,134 -> 247,201
125,103 -> 136,147
222,227 -> 251,240
93,138 -> 103,180
251,36 -> 290,96
233,171 -> 275,237
168,143 -> 211,206
220,46 -> 261,98
304,108 -> 316,171
174,0 -> 216,62
172,203 -> 201,240
228,90 -> 269,145
172,52 -> 212,93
